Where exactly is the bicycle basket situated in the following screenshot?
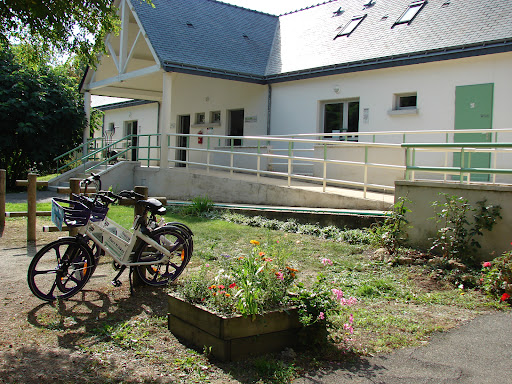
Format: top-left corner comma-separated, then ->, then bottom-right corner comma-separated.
90,203 -> 109,222
52,198 -> 91,227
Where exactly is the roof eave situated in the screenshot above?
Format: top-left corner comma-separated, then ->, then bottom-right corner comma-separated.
163,61 -> 267,84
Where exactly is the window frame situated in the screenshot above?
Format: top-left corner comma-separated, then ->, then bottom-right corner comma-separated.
393,0 -> 427,27
195,112 -> 206,125
335,14 -> 367,38
320,98 -> 360,141
395,92 -> 418,110
210,111 -> 221,124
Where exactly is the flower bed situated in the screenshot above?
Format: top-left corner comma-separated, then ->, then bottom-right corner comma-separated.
168,240 -> 358,360
168,294 -> 303,361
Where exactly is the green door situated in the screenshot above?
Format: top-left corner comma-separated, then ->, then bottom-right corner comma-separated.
454,83 -> 494,181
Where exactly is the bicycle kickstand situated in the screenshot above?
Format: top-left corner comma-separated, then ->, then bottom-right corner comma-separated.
128,267 -> 135,296
111,265 -> 126,287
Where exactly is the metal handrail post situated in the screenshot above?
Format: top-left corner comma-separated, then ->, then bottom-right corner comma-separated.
323,143 -> 327,192
207,136 -> 211,173
257,140 -> 261,181
363,146 -> 368,198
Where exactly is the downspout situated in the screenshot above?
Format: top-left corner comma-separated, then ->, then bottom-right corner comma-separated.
267,84 -> 272,135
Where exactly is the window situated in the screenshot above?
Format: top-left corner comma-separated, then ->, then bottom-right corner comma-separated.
322,100 -> 360,141
395,93 -> 417,110
195,112 -> 205,124
393,1 -> 427,27
335,14 -> 367,38
210,111 -> 221,124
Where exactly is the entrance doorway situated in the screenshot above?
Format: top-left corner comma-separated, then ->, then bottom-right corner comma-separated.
177,115 -> 190,167
228,109 -> 244,146
322,100 -> 359,141
124,120 -> 138,160
454,83 -> 493,181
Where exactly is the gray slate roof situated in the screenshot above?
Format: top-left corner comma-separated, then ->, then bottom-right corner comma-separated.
131,0 -> 512,83
131,0 -> 278,80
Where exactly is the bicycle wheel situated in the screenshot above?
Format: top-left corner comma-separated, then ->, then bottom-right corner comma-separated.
27,238 -> 94,301
133,226 -> 192,286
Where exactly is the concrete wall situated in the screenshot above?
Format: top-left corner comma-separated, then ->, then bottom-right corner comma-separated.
133,167 -> 392,211
395,180 -> 512,260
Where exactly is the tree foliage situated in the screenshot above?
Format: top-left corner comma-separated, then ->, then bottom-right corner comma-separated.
0,42 -> 86,188
0,0 -> 120,66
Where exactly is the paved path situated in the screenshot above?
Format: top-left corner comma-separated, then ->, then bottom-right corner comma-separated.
5,190 -> 60,204
294,310 -> 512,384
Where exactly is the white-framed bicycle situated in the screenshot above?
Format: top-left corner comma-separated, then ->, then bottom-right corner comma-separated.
27,174 -> 193,301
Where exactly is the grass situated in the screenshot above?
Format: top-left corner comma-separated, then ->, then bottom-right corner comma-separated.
5,203 -> 507,383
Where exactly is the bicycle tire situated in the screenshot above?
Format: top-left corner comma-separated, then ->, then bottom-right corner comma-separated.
133,226 -> 192,286
27,237 -> 94,301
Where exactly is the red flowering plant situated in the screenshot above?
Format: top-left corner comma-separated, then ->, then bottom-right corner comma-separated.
480,247 -> 512,304
171,240 -> 299,316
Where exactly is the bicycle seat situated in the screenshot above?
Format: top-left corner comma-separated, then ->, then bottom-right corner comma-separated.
139,198 -> 166,215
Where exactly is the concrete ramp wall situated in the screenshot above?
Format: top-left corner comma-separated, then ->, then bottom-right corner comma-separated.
395,181 -> 512,260
133,167 -> 393,211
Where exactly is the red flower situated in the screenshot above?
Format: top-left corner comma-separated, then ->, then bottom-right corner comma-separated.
229,283 -> 237,289
483,261 -> 491,268
500,293 -> 511,302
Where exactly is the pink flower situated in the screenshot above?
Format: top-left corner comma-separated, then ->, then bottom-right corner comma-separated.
332,288 -> 344,301
276,272 -> 284,280
483,261 -> 491,268
318,312 -> 325,320
343,323 -> 354,334
321,258 -> 333,266
349,313 -> 354,324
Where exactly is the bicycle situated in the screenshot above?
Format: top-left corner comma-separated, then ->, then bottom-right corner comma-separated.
27,174 -> 193,301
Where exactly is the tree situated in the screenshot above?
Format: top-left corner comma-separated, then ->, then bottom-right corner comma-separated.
0,42 -> 86,188
0,0 -> 120,66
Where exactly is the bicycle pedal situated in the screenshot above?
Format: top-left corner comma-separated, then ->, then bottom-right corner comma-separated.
111,280 -> 122,287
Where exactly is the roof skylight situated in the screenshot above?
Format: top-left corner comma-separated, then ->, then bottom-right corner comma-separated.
335,14 -> 367,38
393,0 -> 427,27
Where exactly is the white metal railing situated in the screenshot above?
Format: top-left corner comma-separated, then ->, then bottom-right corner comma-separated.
161,129 -> 512,198
166,133 -> 407,198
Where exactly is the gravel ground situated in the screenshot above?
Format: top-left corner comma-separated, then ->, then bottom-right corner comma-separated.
0,217 -> 243,384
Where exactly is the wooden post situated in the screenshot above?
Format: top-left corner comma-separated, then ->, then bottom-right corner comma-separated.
0,169 -> 5,228
69,178 -> 81,236
133,186 -> 149,217
27,173 -> 37,242
132,185 -> 149,288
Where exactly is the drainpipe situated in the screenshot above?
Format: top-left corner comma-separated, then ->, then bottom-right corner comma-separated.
267,84 -> 272,136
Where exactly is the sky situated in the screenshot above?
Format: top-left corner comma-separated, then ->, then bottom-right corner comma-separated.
92,0 -> 325,106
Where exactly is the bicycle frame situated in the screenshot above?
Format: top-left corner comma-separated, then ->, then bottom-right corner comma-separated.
78,215 -> 175,267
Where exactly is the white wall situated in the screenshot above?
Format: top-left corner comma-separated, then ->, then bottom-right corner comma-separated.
270,52 -> 512,140
100,102 -> 160,165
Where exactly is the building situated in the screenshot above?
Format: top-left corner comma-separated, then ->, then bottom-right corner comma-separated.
82,0 -> 512,147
